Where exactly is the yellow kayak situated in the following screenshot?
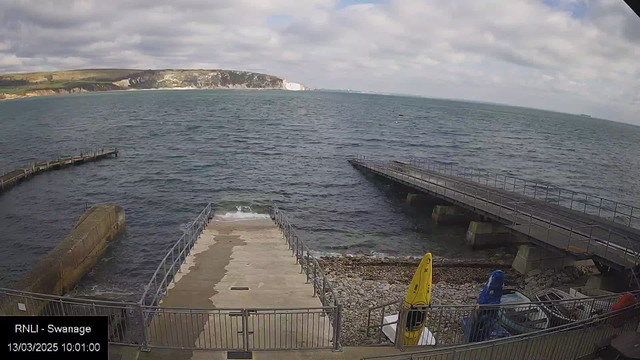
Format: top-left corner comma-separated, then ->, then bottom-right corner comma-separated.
402,252 -> 432,345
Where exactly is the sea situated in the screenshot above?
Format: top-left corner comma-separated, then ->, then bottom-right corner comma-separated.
1,89 -> 639,300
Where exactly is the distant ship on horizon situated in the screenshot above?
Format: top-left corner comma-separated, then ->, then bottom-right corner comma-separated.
579,113 -> 592,117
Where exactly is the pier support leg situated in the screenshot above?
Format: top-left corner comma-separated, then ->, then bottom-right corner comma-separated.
511,245 -> 575,275
431,205 -> 476,225
406,193 -> 438,205
465,221 -> 516,249
584,274 -> 622,292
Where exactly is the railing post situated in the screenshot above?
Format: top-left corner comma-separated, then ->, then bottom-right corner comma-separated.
242,309 -> 250,352
604,230 -> 612,258
137,304 -> 150,352
395,306 -> 407,351
598,198 -> 603,217
322,276 -> 326,304
567,224 -> 574,250
177,240 -> 181,273
333,304 -> 342,351
584,195 -> 588,213
614,202 -> 619,223
306,251 -> 310,283
313,263 -> 317,297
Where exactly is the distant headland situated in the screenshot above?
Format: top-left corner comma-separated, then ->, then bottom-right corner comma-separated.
0,69 -> 306,100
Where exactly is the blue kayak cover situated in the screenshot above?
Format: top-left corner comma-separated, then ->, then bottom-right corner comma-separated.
477,270 -> 504,305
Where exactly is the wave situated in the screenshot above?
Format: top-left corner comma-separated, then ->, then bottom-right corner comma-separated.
216,206 -> 270,220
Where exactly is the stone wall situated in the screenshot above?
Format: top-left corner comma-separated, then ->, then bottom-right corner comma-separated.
3,204 -> 125,314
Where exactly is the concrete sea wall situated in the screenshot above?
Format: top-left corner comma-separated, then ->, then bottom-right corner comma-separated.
2,204 -> 125,315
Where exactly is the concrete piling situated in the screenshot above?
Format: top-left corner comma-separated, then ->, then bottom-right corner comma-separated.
511,244 -> 575,275
431,205 -> 476,225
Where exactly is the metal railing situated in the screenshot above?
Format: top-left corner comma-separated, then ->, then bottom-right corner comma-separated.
139,203 -> 213,307
367,290 -> 640,349
400,156 -> 640,230
270,206 -> 340,308
0,204 -> 341,352
0,287 -> 144,346
144,305 -> 340,350
0,287 -> 340,351
351,157 -> 640,270
363,302 -> 640,360
269,205 -> 342,349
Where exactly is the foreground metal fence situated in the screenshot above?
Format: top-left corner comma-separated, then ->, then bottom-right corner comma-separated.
139,203 -> 213,307
0,287 -> 340,351
363,303 -> 640,360
402,156 -> 640,230
367,289 -> 640,349
351,156 -> 640,271
0,287 -> 143,346
144,305 -> 340,350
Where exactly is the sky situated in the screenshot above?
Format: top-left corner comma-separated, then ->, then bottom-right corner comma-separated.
0,0 -> 639,124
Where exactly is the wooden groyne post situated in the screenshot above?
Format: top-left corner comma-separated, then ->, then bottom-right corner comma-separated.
0,148 -> 119,194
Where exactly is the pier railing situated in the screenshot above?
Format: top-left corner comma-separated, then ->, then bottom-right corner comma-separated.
352,155 -> 640,229
366,289 -> 640,349
351,156 -> 640,271
139,203 -> 213,308
407,156 -> 640,230
363,302 -> 640,360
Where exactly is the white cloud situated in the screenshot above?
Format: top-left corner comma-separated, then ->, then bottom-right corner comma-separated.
0,0 -> 639,123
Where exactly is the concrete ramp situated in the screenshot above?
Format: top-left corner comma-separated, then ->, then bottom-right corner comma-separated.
147,214 -> 335,350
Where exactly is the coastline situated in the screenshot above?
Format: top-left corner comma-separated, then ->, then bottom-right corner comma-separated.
0,86 -> 301,101
319,254 -> 592,346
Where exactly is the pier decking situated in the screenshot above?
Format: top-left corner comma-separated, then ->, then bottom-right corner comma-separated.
349,157 -> 640,273
0,148 -> 118,193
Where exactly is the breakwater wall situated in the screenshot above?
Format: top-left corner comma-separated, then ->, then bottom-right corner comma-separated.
2,204 -> 125,315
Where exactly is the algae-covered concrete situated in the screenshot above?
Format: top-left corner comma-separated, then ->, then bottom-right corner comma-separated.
147,215 -> 333,352
9,204 -> 125,299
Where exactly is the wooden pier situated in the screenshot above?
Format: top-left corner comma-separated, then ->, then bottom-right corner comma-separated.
0,148 -> 118,193
349,156 -> 640,279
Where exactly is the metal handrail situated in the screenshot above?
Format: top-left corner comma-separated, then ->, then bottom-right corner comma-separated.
269,205 -> 342,350
138,203 -> 213,307
351,154 -> 640,228
353,157 -> 640,269
270,205 -> 340,308
363,302 -> 640,359
406,156 -> 640,229
368,288 -> 640,313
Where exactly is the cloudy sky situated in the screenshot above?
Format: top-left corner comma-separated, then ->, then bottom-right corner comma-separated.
0,0 -> 639,123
